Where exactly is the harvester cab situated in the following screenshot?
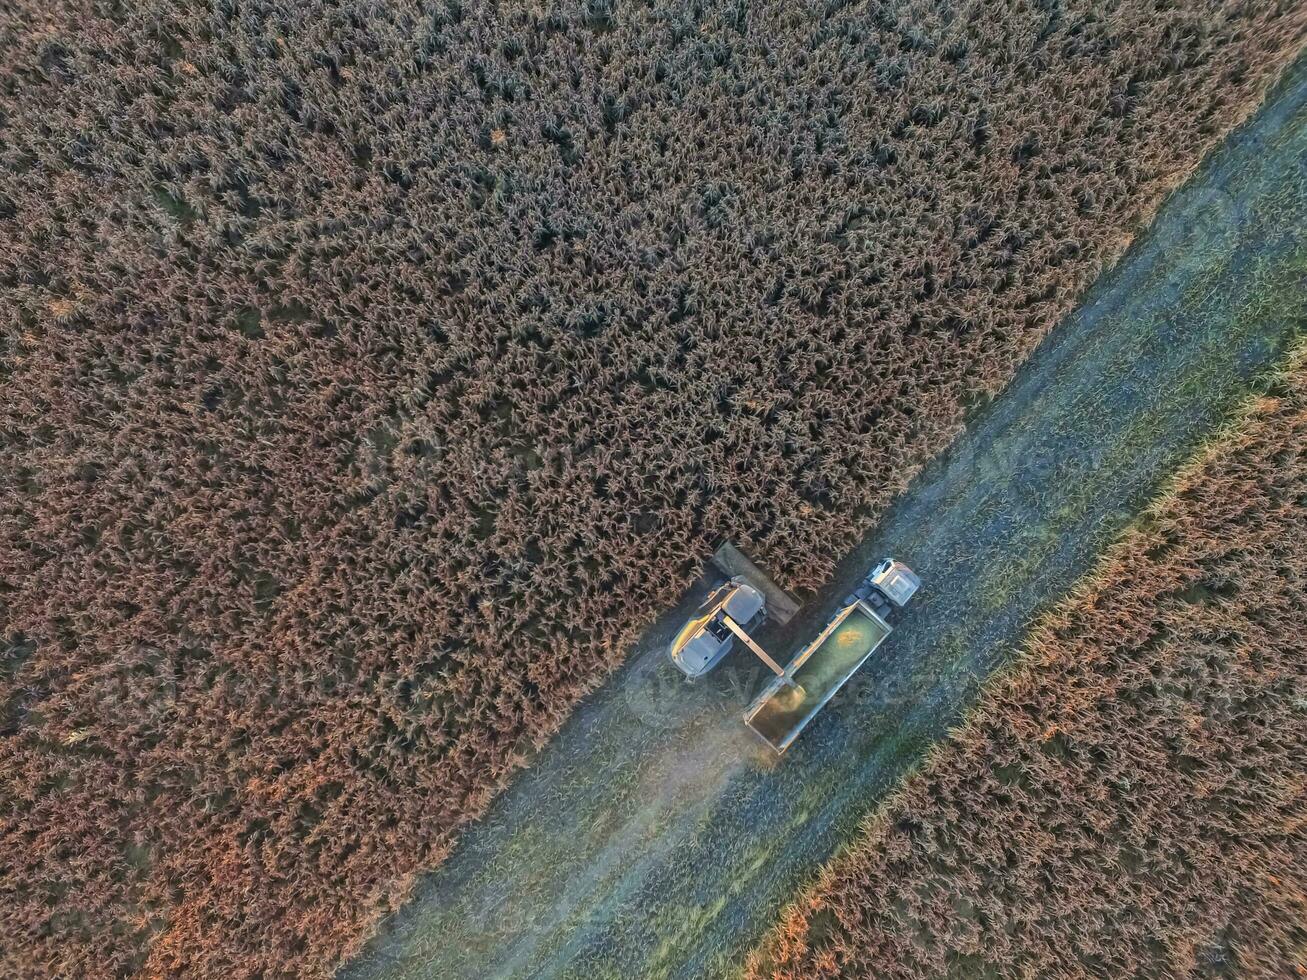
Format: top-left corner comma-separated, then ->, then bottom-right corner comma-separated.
668,545 -> 920,754
667,578 -> 768,678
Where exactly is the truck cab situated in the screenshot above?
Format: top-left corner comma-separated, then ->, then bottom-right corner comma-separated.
859,559 -> 921,615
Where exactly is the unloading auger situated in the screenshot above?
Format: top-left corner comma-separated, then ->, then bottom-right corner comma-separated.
668,543 -> 920,754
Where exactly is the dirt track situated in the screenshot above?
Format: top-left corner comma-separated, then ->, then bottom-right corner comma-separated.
341,56 -> 1307,980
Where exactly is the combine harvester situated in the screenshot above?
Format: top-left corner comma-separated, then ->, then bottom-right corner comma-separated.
669,543 -> 919,754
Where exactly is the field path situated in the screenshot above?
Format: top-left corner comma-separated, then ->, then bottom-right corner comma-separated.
342,58 -> 1307,980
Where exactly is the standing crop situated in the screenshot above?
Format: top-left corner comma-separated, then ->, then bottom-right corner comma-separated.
2,0 -> 1304,975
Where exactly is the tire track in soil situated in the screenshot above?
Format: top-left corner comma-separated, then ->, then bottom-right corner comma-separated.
341,55 -> 1307,980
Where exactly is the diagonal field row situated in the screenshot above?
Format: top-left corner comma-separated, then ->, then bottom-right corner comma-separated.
342,53 -> 1307,980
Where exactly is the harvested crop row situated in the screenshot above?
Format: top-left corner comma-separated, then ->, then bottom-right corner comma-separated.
2,1 -> 1304,976
747,345 -> 1307,978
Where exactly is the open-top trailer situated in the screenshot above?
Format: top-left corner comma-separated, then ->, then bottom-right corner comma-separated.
669,544 -> 919,754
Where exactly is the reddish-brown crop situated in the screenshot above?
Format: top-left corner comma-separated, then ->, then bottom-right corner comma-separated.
1,1 -> 1303,976
747,348 -> 1307,978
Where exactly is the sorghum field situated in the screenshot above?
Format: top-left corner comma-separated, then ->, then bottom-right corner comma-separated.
748,346 -> 1307,978
2,1 -> 1304,976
